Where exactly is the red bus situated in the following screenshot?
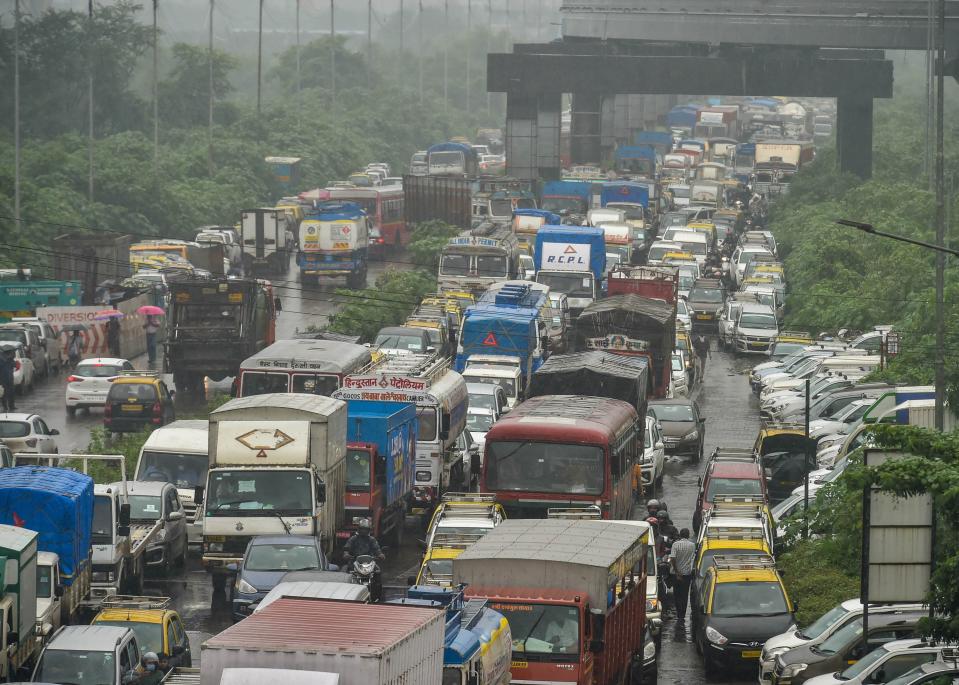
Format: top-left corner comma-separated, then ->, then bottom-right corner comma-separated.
327,186 -> 408,249
481,394 -> 639,520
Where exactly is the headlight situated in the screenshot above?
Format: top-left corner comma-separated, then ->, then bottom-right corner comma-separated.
705,626 -> 728,645
782,663 -> 808,678
644,639 -> 657,659
235,578 -> 257,594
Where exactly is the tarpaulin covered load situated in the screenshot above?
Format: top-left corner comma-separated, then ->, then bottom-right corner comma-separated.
529,351 -> 650,418
455,304 -> 539,374
0,466 -> 93,583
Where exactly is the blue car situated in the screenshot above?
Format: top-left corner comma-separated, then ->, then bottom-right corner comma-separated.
231,535 -> 335,622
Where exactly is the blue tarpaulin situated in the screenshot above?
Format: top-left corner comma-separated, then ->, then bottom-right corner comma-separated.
455,305 -> 538,374
513,208 -> 562,224
601,182 -> 650,208
542,180 -> 592,201
0,467 -> 93,583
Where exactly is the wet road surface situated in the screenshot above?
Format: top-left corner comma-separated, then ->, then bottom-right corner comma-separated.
10,270 -> 763,685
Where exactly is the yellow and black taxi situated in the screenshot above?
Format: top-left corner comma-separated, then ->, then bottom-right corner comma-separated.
92,596 -> 192,668
692,554 -> 795,676
104,372 -> 175,433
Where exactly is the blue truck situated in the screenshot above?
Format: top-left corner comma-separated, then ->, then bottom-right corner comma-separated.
0,466 -> 94,629
634,131 -> 674,158
297,201 -> 370,288
427,142 -> 479,178
601,181 -> 650,209
666,105 -> 700,132
614,145 -> 658,176
533,225 -> 606,318
540,180 -> 592,216
339,399 -> 417,546
391,585 -> 512,685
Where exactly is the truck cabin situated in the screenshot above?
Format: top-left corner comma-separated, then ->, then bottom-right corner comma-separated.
439,227 -> 519,290
238,339 -> 372,397
427,142 -> 478,178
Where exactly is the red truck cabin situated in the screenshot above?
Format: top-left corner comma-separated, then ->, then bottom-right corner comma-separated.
481,395 -> 639,520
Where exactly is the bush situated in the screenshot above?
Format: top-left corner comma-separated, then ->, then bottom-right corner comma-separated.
778,540 -> 860,627
327,269 -> 438,342
84,425 -> 154,483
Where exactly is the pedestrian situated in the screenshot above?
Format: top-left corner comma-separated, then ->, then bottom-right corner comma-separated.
68,331 -> 83,369
143,315 -> 160,364
694,334 -> 711,381
107,316 -> 121,357
0,348 -> 16,412
668,528 -> 697,623
15,265 -> 27,281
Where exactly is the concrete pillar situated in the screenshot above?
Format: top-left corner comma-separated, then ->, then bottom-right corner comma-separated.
836,96 -> 873,179
505,91 -> 561,180
570,92 -> 602,165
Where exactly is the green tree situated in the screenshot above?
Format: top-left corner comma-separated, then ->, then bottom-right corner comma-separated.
158,43 -> 239,129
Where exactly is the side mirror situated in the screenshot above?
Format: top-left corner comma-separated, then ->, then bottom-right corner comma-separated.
172,645 -> 186,657
426,345 -> 436,354
119,503 -> 131,527
49,429 -> 60,436
316,481 -> 327,504
193,485 -> 205,506
167,510 -> 184,522
54,584 -> 64,598
118,525 -> 131,538
226,562 -> 238,572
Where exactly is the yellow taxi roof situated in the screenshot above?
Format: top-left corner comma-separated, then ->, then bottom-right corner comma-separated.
753,264 -> 784,273
759,427 -> 804,438
700,538 -> 770,554
94,608 -> 169,625
113,375 -> 161,386
663,252 -> 696,261
715,569 -> 781,583
687,222 -> 715,230
425,546 -> 466,560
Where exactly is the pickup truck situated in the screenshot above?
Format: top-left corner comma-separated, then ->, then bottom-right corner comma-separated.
32,624 -> 144,685
119,481 -> 189,576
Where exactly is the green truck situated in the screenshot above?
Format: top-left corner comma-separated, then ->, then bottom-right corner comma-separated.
0,523 -> 40,680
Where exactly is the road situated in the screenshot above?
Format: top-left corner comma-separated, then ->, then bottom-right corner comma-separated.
11,260 -> 762,685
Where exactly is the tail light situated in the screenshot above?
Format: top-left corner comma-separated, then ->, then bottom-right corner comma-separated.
14,361 -> 21,371
376,238 -> 385,244
152,402 -> 162,415
66,375 -> 82,383
104,403 -> 112,417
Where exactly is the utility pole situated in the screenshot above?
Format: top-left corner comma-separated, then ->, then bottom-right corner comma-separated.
152,0 -> 159,177
466,0 -> 472,111
256,0 -> 263,116
444,0 -> 449,112
925,0 -> 935,188
367,0 -> 372,87
399,0 -> 404,62
295,0 -> 301,100
208,0 -> 214,176
934,0 -> 946,431
418,0 -> 424,103
13,0 -> 20,227
487,0 -> 492,114
330,0 -> 336,106
87,0 -> 95,202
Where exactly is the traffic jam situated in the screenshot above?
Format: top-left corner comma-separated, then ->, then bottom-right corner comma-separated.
0,95 -> 954,685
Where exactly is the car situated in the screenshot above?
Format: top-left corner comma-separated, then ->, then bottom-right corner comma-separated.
373,326 -> 434,357
409,151 -> 429,175
693,451 -> 767,533
0,444 -> 12,468
648,399 -> 705,459
103,373 -> 175,434
519,253 -> 536,280
367,226 -> 386,260
231,535 -> 335,622
640,415 -> 666,490
11,317 -> 62,375
872,658 -> 959,685
115,480 -> 189,575
0,322 -> 46,378
691,554 -> 795,675
65,357 -> 135,416
807,398 -> 875,440
670,352 -> 689,398
465,408 -> 495,452
676,297 -> 693,331
32,624 -> 141,685
0,341 -> 35,394
688,278 -> 726,330
772,609 -> 927,685
92,597 -> 192,670
734,302 -> 779,355
0,412 -> 59,453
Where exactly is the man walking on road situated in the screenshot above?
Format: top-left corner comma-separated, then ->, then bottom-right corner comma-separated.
693,334 -> 711,382
0,348 -> 16,412
143,315 -> 160,364
669,528 -> 697,623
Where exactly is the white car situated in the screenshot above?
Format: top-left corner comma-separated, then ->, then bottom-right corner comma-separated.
641,416 -> 666,489
465,408 -> 495,454
676,298 -> 692,331
803,638 -> 951,685
0,342 -> 35,394
65,357 -> 135,416
670,352 -> 689,397
0,413 -> 59,453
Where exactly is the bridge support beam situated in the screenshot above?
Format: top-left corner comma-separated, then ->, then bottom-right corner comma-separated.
570,92 -> 603,165
836,96 -> 874,179
505,92 -> 561,181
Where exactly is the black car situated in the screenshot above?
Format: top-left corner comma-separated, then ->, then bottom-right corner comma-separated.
648,399 -> 706,459
103,375 -> 175,433
687,278 -> 726,331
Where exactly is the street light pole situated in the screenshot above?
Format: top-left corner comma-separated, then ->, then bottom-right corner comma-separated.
13,0 -> 20,228
836,219 -> 959,258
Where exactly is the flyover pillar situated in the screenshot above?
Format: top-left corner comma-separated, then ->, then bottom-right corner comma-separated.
505,91 -> 562,181
570,92 -> 603,165
836,96 -> 874,179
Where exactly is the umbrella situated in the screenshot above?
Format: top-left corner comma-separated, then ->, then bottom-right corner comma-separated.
93,310 -> 125,321
58,323 -> 89,333
137,305 -> 165,316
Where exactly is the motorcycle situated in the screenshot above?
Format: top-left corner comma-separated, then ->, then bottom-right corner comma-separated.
349,553 -> 384,602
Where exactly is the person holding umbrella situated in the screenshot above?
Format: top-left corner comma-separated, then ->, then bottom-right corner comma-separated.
137,306 -> 165,365
68,330 -> 83,369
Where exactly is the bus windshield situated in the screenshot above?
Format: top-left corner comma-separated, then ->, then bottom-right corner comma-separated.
485,441 -> 604,495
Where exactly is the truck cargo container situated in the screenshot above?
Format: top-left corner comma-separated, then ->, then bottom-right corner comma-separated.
200,394 -> 347,588
614,146 -> 657,176
0,524 -> 39,680
454,518 -> 648,685
239,208 -> 294,276
403,175 -> 473,229
753,140 -> 815,168
339,399 -> 417,545
129,240 -> 227,275
541,180 -> 592,217
534,225 -> 606,318
199,597 -> 445,685
607,265 -> 679,303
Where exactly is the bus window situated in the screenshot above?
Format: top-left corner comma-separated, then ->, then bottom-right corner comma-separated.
291,374 -> 339,397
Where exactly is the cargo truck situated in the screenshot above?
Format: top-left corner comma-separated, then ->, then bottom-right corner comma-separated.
0,524 -> 40,681
333,355 -> 469,515
614,145 -> 657,177
540,180 -> 592,217
511,208 -> 562,255
239,208 -> 294,276
199,394 -> 347,591
0,466 -> 93,632
297,201 -> 370,288
196,597 -> 445,685
52,232 -> 132,305
607,265 -> 679,302
454,518 -> 649,685
753,140 -> 815,168
402,175 -> 473,229
428,141 -> 479,178
338,399 -> 417,546
438,224 -> 521,295
534,225 -> 606,319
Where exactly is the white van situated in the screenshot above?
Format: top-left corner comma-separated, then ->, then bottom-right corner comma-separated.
662,229 -> 709,266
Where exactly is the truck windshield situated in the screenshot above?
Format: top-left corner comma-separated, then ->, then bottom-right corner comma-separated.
476,255 -> 508,277
35,649 -> 116,685
485,441 -> 604,495
345,449 -> 371,491
205,470 -> 313,516
542,197 -> 583,213
711,581 -> 788,617
241,372 -> 290,396
536,272 -> 594,299
440,253 -> 470,276
37,565 -> 52,598
430,151 -> 463,168
128,495 -> 162,520
490,602 -> 580,660
92,495 -> 113,544
490,199 -> 514,216
137,451 -> 209,488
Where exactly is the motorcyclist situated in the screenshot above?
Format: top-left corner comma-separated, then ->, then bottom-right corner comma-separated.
656,509 -> 679,548
343,518 -> 385,565
136,652 -> 164,685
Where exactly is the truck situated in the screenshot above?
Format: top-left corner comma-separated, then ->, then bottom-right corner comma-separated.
164,277 -> 278,394
129,240 -> 227,275
511,208 -> 562,255
601,181 -> 650,211
33,623 -> 141,685
428,141 -> 479,178
575,294 -> 677,398
666,105 -> 699,136
0,466 -> 93,632
694,106 -> 740,140
633,131 -> 674,158
403,175 -> 473,229
0,524 -> 40,680
754,140 -> 815,168
454,518 -> 649,685
297,201 -> 370,288
392,585 -> 512,685
333,355 -> 469,515
52,231 -> 132,304
338,399 -> 417,546
614,145 -> 657,176
196,597 -> 445,685
438,224 -> 521,295
529,350 -> 650,420
534,225 -> 606,319
239,208 -> 294,276
540,180 -> 592,217
607,265 -> 679,302
199,394 -> 347,590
